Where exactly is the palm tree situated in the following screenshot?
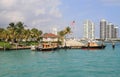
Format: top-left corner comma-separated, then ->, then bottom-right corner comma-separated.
0,28 -> 4,40
37,30 -> 42,41
58,31 -> 65,38
58,26 -> 71,45
7,22 -> 16,43
31,28 -> 42,41
1,21 -> 43,45
22,29 -> 31,42
15,21 -> 25,42
58,30 -> 66,44
2,30 -> 10,42
16,22 -> 24,29
58,26 -> 71,38
64,26 -> 71,35
6,21 -> 27,43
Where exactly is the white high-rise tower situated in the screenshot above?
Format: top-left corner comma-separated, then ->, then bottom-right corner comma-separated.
83,20 -> 95,40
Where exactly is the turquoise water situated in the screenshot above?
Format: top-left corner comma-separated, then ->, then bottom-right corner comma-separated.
0,44 -> 120,77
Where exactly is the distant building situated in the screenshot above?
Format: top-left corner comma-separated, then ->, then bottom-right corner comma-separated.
100,19 -> 107,39
83,20 -> 95,40
108,23 -> 114,39
100,19 -> 119,40
52,28 -> 58,35
114,27 -> 119,38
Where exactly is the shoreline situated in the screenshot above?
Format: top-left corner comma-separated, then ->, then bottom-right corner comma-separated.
0,46 -> 31,51
0,42 -> 119,51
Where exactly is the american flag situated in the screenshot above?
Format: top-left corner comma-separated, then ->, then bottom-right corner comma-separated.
71,21 -> 75,26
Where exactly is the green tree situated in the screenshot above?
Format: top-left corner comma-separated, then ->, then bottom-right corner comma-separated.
58,26 -> 71,38
58,26 -> 71,44
64,26 -> 71,35
22,29 -> 31,42
0,28 -> 5,40
7,22 -> 16,43
15,21 -> 25,42
31,28 -> 42,41
0,28 -> 11,42
0,21 -> 43,45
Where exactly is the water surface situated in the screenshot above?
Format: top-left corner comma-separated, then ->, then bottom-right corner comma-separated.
0,44 -> 120,77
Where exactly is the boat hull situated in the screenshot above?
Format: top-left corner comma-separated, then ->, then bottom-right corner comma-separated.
36,47 -> 58,51
81,45 -> 106,49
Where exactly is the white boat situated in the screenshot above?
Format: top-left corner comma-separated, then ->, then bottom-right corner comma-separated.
31,45 -> 36,51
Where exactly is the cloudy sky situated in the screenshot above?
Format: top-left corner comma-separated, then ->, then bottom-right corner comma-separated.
0,0 -> 120,38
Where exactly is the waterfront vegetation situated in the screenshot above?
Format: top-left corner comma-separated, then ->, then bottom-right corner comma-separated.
0,41 -> 11,49
0,21 -> 42,49
0,21 -> 71,49
58,26 -> 71,41
0,21 -> 43,43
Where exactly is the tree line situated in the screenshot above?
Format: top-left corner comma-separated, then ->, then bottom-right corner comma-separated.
0,21 -> 42,43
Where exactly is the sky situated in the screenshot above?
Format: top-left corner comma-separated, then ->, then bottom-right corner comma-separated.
0,0 -> 120,38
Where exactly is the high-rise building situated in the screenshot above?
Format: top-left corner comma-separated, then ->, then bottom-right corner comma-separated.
114,27 -> 119,38
100,19 -> 107,39
83,20 -> 95,40
100,19 -> 119,40
108,23 -> 114,39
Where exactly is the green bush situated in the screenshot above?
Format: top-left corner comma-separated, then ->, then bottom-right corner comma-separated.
19,41 -> 39,46
0,41 -> 11,49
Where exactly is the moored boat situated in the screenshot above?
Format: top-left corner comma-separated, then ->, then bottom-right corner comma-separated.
81,41 -> 106,49
81,45 -> 106,49
36,43 -> 58,51
36,46 -> 58,51
31,45 -> 36,51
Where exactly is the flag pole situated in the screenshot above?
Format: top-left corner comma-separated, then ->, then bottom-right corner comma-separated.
70,21 -> 75,39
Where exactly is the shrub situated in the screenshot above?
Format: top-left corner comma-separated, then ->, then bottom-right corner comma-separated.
0,41 -> 11,49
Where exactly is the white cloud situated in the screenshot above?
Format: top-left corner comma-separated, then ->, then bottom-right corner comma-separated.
35,8 -> 46,16
0,0 -> 16,7
6,11 -> 25,22
0,0 -> 62,32
49,7 -> 62,18
0,11 -> 25,23
32,18 -> 52,25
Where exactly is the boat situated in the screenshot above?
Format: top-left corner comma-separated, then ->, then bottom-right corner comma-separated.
31,45 -> 36,51
36,47 -> 58,51
36,43 -> 58,51
81,41 -> 106,49
81,45 -> 106,49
